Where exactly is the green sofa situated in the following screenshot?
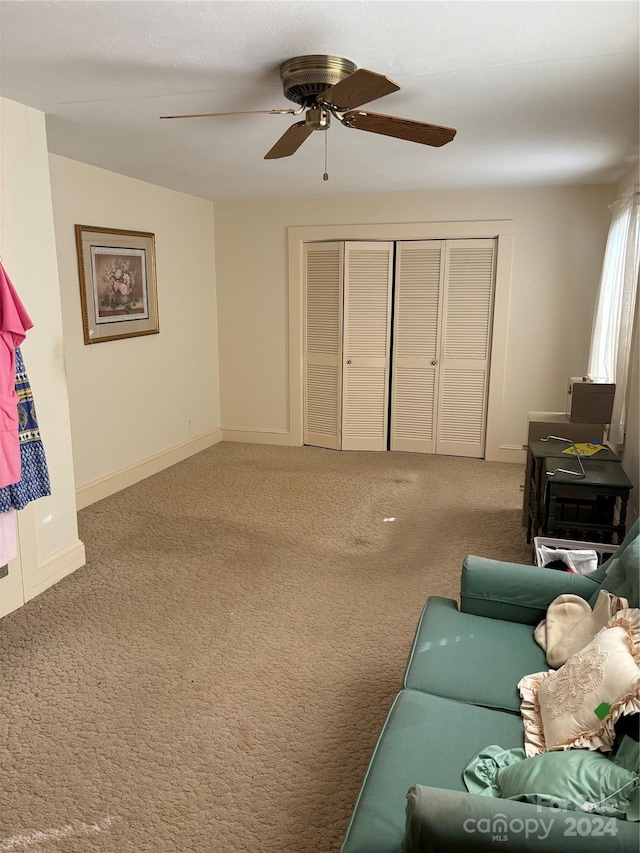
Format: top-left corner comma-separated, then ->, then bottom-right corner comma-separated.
340,520 -> 640,853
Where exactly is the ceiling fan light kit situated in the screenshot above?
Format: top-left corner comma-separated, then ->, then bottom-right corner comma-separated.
161,54 -> 457,163
304,108 -> 331,130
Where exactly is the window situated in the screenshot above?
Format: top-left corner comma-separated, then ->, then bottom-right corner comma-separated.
588,186 -> 640,444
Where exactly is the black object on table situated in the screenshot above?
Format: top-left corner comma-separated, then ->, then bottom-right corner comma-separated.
541,456 -> 632,544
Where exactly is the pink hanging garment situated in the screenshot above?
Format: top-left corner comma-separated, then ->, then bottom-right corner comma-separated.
0,262 -> 33,488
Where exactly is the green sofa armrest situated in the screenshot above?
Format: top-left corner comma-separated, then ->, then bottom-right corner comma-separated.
460,556 -> 601,625
404,785 -> 639,852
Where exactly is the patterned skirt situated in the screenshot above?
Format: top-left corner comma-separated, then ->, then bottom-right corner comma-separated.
0,348 -> 51,512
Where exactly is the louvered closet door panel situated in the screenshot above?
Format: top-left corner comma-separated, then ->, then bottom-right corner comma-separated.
390,241 -> 443,452
342,242 -> 393,451
304,242 -> 343,449
436,239 -> 496,458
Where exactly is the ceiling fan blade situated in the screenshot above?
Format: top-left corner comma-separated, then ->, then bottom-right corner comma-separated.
264,121 -> 314,159
160,108 -> 297,119
321,69 -> 400,109
342,110 -> 457,147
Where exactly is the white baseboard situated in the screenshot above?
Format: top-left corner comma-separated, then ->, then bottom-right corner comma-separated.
495,445 -> 527,464
75,427 -> 524,511
221,428 -> 291,446
23,538 -> 87,602
222,432 -> 525,461
76,428 -> 223,509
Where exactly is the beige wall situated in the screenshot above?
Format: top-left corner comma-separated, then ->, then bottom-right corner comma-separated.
0,97 -> 85,616
214,186 -> 615,450
49,155 -> 220,502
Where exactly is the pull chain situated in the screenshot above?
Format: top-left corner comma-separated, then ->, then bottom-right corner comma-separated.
323,130 -> 329,182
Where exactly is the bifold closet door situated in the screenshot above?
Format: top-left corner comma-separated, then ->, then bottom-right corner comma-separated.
304,237 -> 493,456
303,242 -> 344,450
436,239 -> 496,458
390,241 -> 444,452
390,238 -> 495,458
303,241 -> 393,452
341,242 -> 393,451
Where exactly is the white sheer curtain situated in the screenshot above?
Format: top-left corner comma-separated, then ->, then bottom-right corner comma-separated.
588,185 -> 640,444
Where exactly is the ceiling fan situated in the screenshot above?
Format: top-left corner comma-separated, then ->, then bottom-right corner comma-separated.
160,55 -> 457,160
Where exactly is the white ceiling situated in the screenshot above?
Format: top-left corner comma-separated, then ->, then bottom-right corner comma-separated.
1,1 -> 638,201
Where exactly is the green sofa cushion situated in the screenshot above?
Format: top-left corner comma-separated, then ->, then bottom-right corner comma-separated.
587,520 -> 640,586
613,733 -> 640,774
460,556 -> 600,623
403,597 -> 547,713
464,744 -> 639,821
589,537 -> 640,608
340,689 -> 524,853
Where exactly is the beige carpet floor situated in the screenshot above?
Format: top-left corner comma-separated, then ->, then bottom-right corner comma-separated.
0,443 -> 531,853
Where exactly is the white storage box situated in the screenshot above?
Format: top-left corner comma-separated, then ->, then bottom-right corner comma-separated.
533,536 -> 617,569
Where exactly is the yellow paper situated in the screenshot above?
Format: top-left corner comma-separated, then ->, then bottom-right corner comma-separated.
562,442 -> 605,457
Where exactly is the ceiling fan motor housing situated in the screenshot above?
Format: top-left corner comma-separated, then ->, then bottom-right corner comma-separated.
280,55 -> 357,106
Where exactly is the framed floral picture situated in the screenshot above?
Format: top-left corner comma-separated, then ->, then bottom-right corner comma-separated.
75,225 -> 159,344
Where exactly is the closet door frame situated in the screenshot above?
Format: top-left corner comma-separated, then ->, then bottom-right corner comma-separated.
288,220 -> 515,462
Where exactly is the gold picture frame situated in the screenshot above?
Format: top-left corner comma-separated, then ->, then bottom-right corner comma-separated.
75,224 -> 159,345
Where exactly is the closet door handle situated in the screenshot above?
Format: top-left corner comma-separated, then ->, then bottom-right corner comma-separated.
346,360 -> 352,365
431,360 -> 437,366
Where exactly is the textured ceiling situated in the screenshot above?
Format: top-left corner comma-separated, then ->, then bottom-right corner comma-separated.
0,0 -> 638,200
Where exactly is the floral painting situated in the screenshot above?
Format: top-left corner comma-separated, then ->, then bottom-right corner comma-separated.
75,225 -> 158,344
91,249 -> 148,323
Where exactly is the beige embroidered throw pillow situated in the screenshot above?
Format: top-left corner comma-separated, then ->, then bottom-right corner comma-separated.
518,609 -> 640,756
